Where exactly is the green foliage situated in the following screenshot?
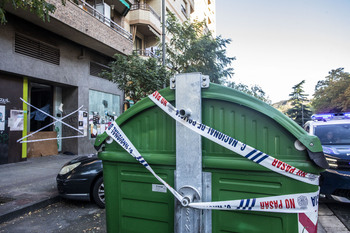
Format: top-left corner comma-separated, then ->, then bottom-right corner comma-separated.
312,68 -> 350,113
165,13 -> 235,84
286,80 -> 312,126
0,0 -> 65,24
103,13 -> 235,103
101,53 -> 169,103
225,81 -> 271,103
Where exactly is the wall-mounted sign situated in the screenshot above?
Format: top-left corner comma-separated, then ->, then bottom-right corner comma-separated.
0,105 -> 5,131
9,110 -> 24,131
79,110 -> 88,136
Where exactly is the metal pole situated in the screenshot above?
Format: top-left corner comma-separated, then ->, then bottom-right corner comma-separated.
173,73 -> 212,233
162,0 -> 166,88
162,0 -> 166,66
302,102 -> 304,126
174,73 -> 202,233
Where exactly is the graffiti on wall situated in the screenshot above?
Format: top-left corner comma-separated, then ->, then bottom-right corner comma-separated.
0,98 -> 10,105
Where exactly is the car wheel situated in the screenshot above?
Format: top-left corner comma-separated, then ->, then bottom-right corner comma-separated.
92,176 -> 105,208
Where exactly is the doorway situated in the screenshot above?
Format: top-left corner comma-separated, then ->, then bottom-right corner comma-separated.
29,83 -> 53,132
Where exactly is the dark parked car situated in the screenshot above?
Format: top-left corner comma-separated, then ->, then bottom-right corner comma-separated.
56,154 -> 105,208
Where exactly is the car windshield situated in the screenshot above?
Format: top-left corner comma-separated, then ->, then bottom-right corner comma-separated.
314,124 -> 350,145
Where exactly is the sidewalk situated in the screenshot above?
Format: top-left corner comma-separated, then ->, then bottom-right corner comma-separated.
0,154 -> 78,223
318,201 -> 350,233
0,154 -> 346,232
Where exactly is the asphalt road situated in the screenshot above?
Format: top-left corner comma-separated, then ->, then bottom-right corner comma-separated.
0,200 -> 106,233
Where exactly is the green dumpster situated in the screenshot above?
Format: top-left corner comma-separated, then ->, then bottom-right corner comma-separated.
95,76 -> 326,233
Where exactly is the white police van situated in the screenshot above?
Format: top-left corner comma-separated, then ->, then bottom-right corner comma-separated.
304,113 -> 350,202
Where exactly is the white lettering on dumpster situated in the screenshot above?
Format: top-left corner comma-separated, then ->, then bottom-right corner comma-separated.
148,91 -> 320,186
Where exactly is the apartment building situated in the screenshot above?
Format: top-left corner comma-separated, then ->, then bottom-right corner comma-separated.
0,0 -> 134,164
0,0 -> 196,164
191,0 -> 216,35
127,0 -> 194,57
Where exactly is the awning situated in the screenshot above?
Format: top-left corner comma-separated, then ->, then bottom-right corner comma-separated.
113,0 -> 131,16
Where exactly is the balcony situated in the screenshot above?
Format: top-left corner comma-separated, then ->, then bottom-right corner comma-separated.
4,0 -> 133,57
76,0 -> 132,40
133,48 -> 158,58
129,3 -> 161,37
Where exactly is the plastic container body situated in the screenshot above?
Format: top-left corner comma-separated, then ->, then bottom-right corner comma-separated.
96,83 -> 324,233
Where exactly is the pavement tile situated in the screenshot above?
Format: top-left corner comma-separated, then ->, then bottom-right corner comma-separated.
319,216 -> 349,231
318,203 -> 334,216
323,229 -> 350,233
0,154 -> 78,223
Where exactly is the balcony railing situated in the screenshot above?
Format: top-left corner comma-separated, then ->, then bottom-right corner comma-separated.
130,3 -> 161,21
181,4 -> 188,19
73,0 -> 132,41
133,49 -> 157,58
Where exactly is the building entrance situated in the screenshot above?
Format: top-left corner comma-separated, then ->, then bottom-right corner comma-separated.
30,83 -> 53,132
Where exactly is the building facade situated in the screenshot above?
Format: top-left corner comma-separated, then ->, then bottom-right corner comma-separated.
0,0 -> 211,164
127,0 -> 194,58
191,0 -> 216,35
0,0 -> 134,164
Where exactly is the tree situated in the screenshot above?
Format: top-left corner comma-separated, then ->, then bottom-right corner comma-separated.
101,53 -> 169,104
165,13 -> 235,84
102,14 -> 235,104
0,0 -> 65,25
225,81 -> 271,103
286,80 -> 312,126
312,68 -> 350,113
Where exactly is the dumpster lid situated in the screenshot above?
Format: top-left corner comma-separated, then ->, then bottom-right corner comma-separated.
95,83 -> 327,168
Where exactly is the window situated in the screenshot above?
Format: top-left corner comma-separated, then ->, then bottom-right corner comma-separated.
314,124 -> 350,145
90,62 -> 111,77
133,36 -> 142,50
15,33 -> 60,65
89,90 -> 120,138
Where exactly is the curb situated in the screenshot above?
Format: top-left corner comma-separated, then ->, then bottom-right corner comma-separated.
0,195 -> 61,224
317,222 -> 327,233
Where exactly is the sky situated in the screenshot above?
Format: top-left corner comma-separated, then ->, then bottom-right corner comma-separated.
216,0 -> 350,103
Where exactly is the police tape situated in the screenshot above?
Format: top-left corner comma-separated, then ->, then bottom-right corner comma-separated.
18,98 -> 84,143
105,121 -> 184,202
105,121 -> 320,213
189,190 -> 319,213
148,91 -> 319,186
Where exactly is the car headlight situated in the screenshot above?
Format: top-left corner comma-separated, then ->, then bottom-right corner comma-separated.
59,162 -> 81,175
325,156 -> 338,169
